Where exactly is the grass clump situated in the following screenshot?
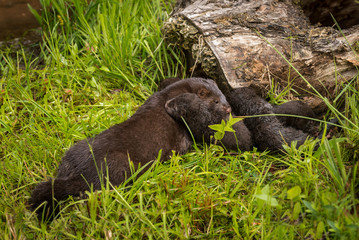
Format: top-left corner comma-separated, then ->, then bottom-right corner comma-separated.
1,0 -> 358,239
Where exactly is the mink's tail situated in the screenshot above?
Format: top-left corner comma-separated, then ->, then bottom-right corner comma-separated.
29,175 -> 89,221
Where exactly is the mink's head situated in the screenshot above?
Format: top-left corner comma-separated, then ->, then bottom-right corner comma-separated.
192,78 -> 230,111
161,78 -> 231,113
165,92 -> 231,142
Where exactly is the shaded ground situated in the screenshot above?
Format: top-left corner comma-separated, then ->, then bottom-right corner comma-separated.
0,0 -> 41,40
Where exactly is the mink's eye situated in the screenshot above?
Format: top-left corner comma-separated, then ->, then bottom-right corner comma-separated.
215,100 -> 219,104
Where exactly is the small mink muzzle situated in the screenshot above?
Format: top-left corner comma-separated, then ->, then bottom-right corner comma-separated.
225,106 -> 232,114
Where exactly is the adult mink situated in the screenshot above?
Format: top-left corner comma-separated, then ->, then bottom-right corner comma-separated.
29,78 -> 231,220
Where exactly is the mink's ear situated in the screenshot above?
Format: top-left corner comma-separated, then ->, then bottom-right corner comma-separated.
197,87 -> 209,98
165,97 -> 184,119
165,98 -> 177,117
165,93 -> 196,119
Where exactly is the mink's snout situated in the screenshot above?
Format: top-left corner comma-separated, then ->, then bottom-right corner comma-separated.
224,105 -> 232,114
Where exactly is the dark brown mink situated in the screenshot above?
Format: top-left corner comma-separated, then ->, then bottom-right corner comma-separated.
29,77 -> 231,220
273,101 -> 317,135
227,87 -> 315,152
165,93 -> 252,151
158,77 -> 182,91
159,78 -> 316,151
159,77 -> 317,134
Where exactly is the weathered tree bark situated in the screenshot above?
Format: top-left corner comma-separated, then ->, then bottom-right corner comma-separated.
162,0 -> 359,103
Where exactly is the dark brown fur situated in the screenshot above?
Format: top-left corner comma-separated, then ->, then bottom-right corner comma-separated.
273,101 -> 316,135
158,77 -> 182,91
227,87 -> 315,151
160,78 -> 317,152
165,93 -> 252,151
29,78 -> 230,220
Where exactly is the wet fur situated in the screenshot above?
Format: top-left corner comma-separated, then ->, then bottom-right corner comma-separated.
29,78 -> 229,220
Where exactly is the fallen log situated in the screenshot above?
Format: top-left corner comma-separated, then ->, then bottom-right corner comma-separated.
163,0 -> 359,103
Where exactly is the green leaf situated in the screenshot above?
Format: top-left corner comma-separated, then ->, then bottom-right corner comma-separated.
208,124 -> 223,132
261,184 -> 270,194
254,193 -> 279,207
228,114 -> 243,126
224,125 -> 236,132
254,185 -> 279,207
60,55 -> 68,66
86,66 -> 97,73
209,114 -> 245,140
287,186 -> 301,200
100,66 -> 110,72
292,202 -> 301,220
316,221 -> 325,239
214,131 -> 224,141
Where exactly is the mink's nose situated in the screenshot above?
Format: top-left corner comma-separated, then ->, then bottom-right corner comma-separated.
225,106 -> 232,113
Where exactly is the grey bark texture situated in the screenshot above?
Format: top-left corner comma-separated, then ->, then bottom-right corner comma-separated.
162,0 -> 359,103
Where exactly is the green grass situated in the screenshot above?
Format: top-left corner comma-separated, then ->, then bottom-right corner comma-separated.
1,0 -> 359,239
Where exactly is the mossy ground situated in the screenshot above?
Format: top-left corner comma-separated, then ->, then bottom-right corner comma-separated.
0,0 -> 358,239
